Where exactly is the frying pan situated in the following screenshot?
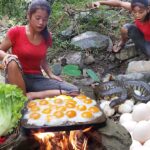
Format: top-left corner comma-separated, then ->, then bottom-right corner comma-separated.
21,101 -> 107,134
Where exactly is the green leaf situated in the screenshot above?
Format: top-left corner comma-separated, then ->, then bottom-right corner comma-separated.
62,64 -> 81,77
87,69 -> 100,82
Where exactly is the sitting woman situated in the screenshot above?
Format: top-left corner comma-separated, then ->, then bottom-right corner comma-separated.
0,0 -> 79,100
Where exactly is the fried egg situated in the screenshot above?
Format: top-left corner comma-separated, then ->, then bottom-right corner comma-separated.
82,98 -> 97,107
25,112 -> 46,126
52,111 -> 68,125
88,106 -> 102,118
75,111 -> 94,122
76,105 -> 87,111
27,101 -> 37,108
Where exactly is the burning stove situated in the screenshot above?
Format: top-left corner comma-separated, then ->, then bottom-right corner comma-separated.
14,95 -> 107,150
14,128 -> 106,150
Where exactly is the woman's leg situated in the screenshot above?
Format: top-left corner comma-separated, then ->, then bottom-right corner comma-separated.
128,25 -> 150,56
26,89 -> 65,100
113,25 -> 129,52
24,74 -> 79,100
7,60 -> 26,95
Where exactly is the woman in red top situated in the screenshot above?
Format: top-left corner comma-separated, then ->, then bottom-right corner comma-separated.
90,0 -> 150,55
0,0 -> 79,99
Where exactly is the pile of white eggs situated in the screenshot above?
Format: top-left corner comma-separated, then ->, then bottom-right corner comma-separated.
99,99 -> 135,117
119,102 -> 150,150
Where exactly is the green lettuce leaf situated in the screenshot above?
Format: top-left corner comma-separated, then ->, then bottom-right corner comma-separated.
0,84 -> 27,136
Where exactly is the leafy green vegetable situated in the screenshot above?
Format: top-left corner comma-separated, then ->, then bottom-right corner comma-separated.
86,69 -> 100,82
0,84 -> 27,136
62,64 -> 81,77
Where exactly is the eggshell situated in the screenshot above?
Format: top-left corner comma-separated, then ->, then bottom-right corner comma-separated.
132,103 -> 150,122
130,140 -> 142,150
119,113 -> 133,124
118,103 -> 133,114
99,100 -> 110,110
122,121 -> 137,133
125,99 -> 134,107
146,101 -> 150,109
132,121 -> 150,144
142,146 -> 150,150
103,103 -> 115,117
143,139 -> 150,147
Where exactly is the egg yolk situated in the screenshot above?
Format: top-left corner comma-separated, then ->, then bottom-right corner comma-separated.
39,100 -> 49,105
54,98 -> 63,104
76,95 -> 87,99
29,113 -> 41,120
27,101 -> 37,108
81,111 -> 93,118
57,106 -> 66,111
66,103 -> 76,108
83,99 -> 92,104
30,106 -> 40,112
46,115 -> 51,122
53,111 -> 64,118
66,110 -> 76,118
76,105 -> 87,111
66,99 -> 77,105
42,108 -> 51,114
88,106 -> 100,113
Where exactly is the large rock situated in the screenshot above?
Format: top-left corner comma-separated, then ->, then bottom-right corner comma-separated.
126,60 -> 150,74
115,44 -> 138,61
99,119 -> 132,150
71,31 -> 111,52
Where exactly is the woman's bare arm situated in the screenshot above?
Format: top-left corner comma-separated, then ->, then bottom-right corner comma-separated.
90,0 -> 131,11
0,35 -> 12,60
41,58 -> 62,81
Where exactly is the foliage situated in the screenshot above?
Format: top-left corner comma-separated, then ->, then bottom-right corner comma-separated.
0,0 -> 28,20
62,64 -> 81,77
86,69 -> 100,82
0,0 -> 131,58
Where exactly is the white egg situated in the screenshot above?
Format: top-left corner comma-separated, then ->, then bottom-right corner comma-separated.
130,140 -> 142,150
125,99 -> 134,107
122,121 -> 137,133
119,113 -> 133,124
132,121 -> 150,144
142,146 -> 150,150
143,139 -> 150,147
103,103 -> 115,117
146,101 -> 150,109
99,100 -> 110,110
132,103 -> 150,122
118,103 -> 133,114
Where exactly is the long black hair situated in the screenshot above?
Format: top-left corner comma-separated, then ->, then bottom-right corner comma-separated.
28,0 -> 51,44
131,0 -> 150,22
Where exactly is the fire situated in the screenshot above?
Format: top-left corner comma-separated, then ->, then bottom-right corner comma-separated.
33,130 -> 89,150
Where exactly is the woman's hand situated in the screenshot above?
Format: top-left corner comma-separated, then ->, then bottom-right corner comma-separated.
50,74 -> 63,81
87,1 -> 101,9
2,54 -> 18,69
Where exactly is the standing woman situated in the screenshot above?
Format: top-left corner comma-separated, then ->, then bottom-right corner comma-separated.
0,0 -> 79,99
